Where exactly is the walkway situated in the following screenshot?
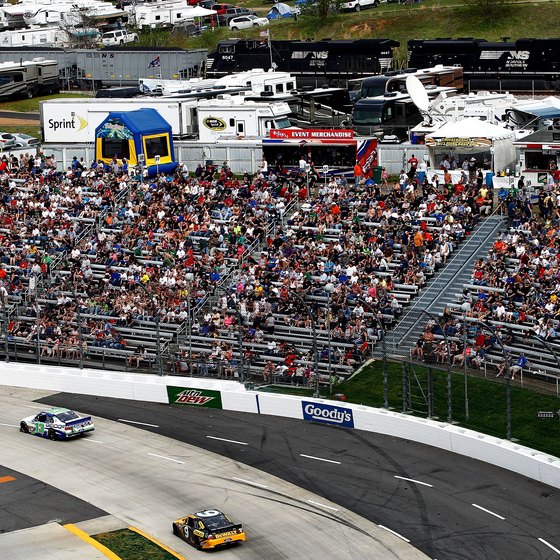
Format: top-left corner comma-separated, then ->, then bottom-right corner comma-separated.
386,213 -> 504,357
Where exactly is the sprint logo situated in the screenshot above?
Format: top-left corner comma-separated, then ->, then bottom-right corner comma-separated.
47,111 -> 88,132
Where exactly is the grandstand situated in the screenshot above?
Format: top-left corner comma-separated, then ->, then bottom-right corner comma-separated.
3,151 -> 550,391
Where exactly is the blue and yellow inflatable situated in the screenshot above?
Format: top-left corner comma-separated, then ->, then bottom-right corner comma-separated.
95,108 -> 177,177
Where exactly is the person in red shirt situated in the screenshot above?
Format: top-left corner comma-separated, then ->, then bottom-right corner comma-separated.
407,154 -> 418,179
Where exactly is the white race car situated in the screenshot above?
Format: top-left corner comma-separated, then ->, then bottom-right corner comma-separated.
20,407 -> 95,440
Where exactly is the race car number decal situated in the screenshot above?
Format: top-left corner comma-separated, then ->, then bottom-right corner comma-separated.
34,422 -> 45,434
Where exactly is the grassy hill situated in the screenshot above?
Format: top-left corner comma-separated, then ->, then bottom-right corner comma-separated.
137,0 -> 560,63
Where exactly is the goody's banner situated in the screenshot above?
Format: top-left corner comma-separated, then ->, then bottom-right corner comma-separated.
167,386 -> 223,409
301,400 -> 354,428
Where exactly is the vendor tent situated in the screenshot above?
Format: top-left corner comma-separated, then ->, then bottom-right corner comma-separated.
425,117 -> 516,172
267,2 -> 295,18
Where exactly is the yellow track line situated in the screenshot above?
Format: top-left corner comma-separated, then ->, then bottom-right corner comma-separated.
128,525 -> 188,560
63,524 -> 122,560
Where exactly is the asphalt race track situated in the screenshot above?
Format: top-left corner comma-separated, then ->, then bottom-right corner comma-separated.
0,465 -> 106,533
0,387 -> 427,560
31,390 -> 560,560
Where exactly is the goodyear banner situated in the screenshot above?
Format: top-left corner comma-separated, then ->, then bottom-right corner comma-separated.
167,387 -> 223,409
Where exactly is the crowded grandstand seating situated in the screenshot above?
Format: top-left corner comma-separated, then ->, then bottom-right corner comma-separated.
0,152 -> 488,385
414,193 -> 560,382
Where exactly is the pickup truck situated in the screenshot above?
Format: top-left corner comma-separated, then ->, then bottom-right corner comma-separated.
101,29 -> 139,46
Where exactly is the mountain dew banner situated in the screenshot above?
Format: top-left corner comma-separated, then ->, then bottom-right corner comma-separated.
167,386 -> 223,409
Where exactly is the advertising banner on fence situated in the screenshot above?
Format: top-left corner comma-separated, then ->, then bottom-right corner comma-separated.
167,386 -> 223,409
301,401 -> 354,428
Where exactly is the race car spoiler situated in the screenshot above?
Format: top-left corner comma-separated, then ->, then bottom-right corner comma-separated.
65,416 -> 92,426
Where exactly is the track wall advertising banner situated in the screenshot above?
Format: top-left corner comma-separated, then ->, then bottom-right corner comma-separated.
167,387 -> 223,409
301,401 -> 355,428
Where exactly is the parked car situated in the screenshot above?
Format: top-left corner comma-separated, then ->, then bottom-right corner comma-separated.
101,29 -> 139,46
210,3 -> 236,14
11,133 -> 40,148
0,133 -> 16,150
340,0 -> 379,11
229,14 -> 269,29
218,6 -> 255,25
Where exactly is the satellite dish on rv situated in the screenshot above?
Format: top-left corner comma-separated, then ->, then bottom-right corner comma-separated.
406,75 -> 430,112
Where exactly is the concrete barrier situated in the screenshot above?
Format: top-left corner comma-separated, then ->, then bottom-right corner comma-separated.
2,362 -> 559,489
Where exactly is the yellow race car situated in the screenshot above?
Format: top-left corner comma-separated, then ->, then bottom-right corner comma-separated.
172,509 -> 246,550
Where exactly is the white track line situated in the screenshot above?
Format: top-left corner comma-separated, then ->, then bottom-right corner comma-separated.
231,477 -> 268,489
471,503 -> 505,520
0,423 -> 18,427
378,525 -> 410,543
83,439 -> 104,444
206,436 -> 248,445
394,475 -> 433,488
118,418 -> 159,428
538,538 -> 560,555
307,500 -> 339,512
21,404 -> 45,410
147,453 -> 184,464
300,454 -> 341,465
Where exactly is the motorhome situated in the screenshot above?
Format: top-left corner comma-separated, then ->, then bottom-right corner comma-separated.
350,65 -> 464,101
352,85 -> 457,138
0,58 -> 59,99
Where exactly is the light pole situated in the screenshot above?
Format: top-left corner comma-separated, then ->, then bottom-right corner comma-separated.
137,283 -> 162,376
357,296 -> 388,409
420,310 -> 453,423
481,321 -> 511,440
291,291 -> 319,398
71,278 -> 84,370
0,285 -> 9,363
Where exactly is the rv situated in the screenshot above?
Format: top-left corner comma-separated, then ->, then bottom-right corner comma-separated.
0,58 -> 59,99
23,1 -> 124,27
130,1 -> 196,30
352,85 -> 457,138
350,65 -> 464,101
40,95 -> 291,143
0,26 -> 99,48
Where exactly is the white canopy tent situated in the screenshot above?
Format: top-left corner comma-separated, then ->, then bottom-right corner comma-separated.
425,117 -> 516,173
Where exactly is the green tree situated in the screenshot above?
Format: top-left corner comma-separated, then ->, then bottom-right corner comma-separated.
469,0 -> 508,17
299,0 -> 341,19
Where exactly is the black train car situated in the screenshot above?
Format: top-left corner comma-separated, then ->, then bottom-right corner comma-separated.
206,39 -> 399,87
408,38 -> 560,92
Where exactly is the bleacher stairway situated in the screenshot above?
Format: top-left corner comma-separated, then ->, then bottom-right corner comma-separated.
387,214 -> 504,357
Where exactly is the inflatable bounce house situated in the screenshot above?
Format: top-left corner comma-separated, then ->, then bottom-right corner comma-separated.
95,108 -> 177,176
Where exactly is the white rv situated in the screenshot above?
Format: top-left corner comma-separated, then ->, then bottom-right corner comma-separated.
23,1 -> 124,27
130,1 -> 195,30
0,25 -> 100,47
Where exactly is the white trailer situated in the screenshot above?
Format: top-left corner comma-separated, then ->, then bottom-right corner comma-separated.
40,94 -> 291,143
130,1 -> 195,30
196,94 -> 291,142
41,97 -> 198,143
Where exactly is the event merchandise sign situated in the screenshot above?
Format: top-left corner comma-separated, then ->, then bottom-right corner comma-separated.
167,386 -> 223,409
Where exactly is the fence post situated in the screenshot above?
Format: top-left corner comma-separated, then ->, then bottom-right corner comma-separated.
402,362 -> 408,414
427,365 -> 433,419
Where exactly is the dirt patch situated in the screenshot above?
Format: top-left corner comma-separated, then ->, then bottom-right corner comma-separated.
0,118 -> 39,127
